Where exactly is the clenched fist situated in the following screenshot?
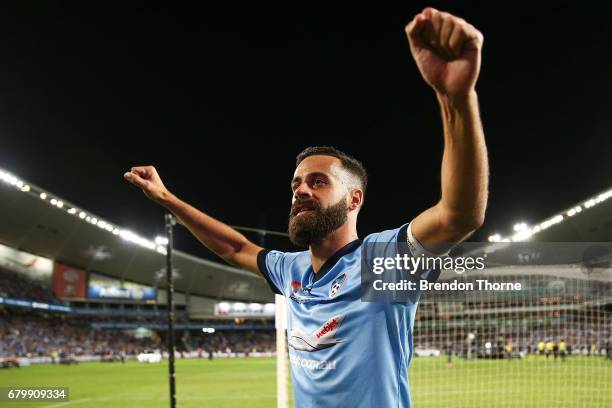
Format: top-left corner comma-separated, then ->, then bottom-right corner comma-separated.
124,166 -> 171,204
406,7 -> 483,98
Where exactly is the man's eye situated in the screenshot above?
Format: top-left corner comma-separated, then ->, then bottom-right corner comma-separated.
313,179 -> 325,186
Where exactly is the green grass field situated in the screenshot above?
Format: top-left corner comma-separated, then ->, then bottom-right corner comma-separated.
0,356 -> 610,407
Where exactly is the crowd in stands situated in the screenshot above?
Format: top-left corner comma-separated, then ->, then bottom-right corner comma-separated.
0,267 -> 60,305
0,309 -> 276,359
0,309 -> 160,357
186,330 -> 276,354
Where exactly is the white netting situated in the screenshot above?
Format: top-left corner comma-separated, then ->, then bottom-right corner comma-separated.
410,264 -> 612,408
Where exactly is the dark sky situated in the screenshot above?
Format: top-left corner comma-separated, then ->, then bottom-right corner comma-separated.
1,2 -> 611,259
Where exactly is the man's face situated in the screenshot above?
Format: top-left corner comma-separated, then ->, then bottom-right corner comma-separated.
288,155 -> 350,247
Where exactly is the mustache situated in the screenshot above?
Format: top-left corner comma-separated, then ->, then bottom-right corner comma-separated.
290,198 -> 322,217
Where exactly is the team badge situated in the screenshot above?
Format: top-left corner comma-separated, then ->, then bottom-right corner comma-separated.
329,273 -> 347,298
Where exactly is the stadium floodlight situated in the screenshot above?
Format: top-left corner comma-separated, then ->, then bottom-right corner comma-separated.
2,165 -> 173,256
155,236 -> 169,246
513,222 -> 528,232
0,170 -> 18,185
512,229 -> 534,242
487,186 -> 612,244
539,214 -> 563,230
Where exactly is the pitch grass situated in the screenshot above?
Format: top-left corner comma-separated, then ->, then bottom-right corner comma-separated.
0,356 -> 610,407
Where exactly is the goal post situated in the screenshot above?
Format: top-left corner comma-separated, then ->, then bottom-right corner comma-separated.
275,293 -> 288,408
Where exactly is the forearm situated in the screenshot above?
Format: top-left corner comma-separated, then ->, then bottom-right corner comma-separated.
160,193 -> 261,272
437,90 -> 488,230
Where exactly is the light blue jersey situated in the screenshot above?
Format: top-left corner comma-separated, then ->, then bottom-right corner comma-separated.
258,223 -> 437,408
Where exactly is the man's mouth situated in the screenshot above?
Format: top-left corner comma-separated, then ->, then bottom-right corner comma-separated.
296,209 -> 315,216
292,202 -> 318,217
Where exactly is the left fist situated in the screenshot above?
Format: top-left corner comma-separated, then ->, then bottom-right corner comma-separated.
405,8 -> 483,98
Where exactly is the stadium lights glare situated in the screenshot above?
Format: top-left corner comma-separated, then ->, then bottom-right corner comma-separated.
488,186 -> 612,242
155,236 -> 169,246
513,222 -> 528,232
202,328 -> 216,333
0,165 -> 171,255
488,233 -> 501,242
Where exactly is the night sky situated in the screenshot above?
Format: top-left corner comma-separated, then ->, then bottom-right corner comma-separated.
1,2 -> 611,259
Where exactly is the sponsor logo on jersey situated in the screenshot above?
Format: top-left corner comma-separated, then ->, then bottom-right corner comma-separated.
329,272 -> 348,298
288,315 -> 344,352
289,353 -> 336,370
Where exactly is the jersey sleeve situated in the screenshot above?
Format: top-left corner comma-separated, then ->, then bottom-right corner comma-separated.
257,249 -> 287,296
363,222 -> 441,284
362,222 -> 444,304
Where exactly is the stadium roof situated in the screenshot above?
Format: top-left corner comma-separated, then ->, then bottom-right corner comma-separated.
487,186 -> 612,243
0,169 -> 275,303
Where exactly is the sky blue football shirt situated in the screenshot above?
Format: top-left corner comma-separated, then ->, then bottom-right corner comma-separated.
258,223 -> 437,408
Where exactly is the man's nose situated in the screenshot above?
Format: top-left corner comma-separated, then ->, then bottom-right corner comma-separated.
293,183 -> 313,199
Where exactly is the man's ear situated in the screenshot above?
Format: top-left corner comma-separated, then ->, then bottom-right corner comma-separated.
348,189 -> 364,211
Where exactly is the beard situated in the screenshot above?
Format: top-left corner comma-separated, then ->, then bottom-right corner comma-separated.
288,197 -> 348,248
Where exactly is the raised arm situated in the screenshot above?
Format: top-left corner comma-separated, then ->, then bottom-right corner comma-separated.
405,8 -> 489,253
124,166 -> 262,275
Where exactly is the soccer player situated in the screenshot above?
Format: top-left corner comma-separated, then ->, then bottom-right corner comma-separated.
546,340 -> 554,359
559,339 -> 567,362
124,7 -> 487,407
538,340 -> 546,358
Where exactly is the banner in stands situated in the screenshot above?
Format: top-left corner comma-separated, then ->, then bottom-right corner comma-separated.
0,296 -> 72,313
88,273 -> 156,301
53,263 -> 87,299
214,302 -> 275,317
0,242 -> 53,284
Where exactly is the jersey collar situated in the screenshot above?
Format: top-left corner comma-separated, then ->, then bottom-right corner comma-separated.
311,239 -> 362,283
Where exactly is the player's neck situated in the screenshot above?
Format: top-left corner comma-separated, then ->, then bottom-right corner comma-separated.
309,224 -> 358,273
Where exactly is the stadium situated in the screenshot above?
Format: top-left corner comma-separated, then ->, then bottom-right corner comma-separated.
1,3 -> 611,408
1,170 -> 611,407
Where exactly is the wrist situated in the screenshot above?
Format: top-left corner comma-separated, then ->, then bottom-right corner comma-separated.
157,190 -> 176,207
436,89 -> 478,111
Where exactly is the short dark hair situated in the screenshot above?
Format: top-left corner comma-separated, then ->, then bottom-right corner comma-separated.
296,146 -> 367,192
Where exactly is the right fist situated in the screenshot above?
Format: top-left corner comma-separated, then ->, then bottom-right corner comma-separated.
123,166 -> 171,204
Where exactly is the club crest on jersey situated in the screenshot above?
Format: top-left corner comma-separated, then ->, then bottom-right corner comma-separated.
329,273 -> 347,298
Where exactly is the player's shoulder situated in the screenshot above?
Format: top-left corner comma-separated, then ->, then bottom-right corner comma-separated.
362,223 -> 408,244
265,248 -> 309,267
